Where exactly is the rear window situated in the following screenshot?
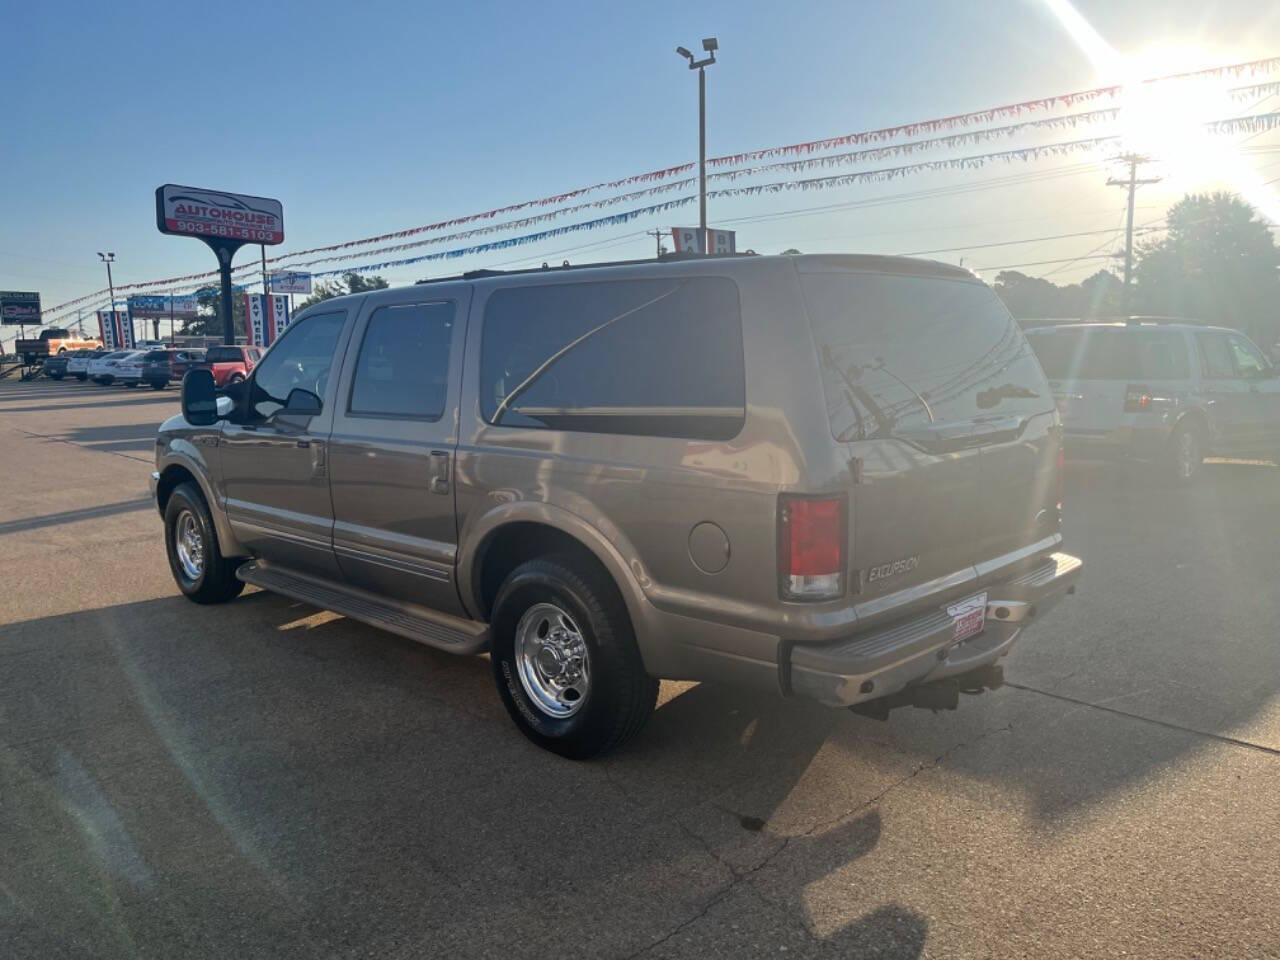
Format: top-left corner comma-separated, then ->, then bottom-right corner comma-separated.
480,277 -> 745,440
205,346 -> 243,363
144,350 -> 169,360
801,271 -> 1051,442
1025,327 -> 1191,380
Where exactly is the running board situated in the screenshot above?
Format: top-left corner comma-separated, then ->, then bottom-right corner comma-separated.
237,561 -> 489,655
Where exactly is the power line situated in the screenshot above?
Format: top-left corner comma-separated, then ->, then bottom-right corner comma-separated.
895,225 -> 1159,258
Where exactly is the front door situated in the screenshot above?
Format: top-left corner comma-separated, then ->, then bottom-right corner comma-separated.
1196,331 -> 1253,456
1225,333 -> 1280,453
327,292 -> 468,617
220,309 -> 352,579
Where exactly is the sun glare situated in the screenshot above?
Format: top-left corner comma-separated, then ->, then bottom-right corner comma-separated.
1042,1 -> 1280,222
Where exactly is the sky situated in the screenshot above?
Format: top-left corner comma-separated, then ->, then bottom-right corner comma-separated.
4,0 -> 1280,336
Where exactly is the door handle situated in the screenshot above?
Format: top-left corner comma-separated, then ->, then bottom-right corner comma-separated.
428,450 -> 451,495
297,439 -> 311,448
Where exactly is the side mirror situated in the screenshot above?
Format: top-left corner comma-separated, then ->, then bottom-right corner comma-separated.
284,388 -> 323,417
181,369 -> 218,426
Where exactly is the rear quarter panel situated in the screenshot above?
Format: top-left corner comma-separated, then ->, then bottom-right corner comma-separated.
454,258 -> 845,667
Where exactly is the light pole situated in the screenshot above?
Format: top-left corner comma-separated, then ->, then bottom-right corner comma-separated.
676,37 -> 718,237
97,252 -> 117,344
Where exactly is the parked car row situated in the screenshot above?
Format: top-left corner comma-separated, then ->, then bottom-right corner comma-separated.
52,347 -> 208,389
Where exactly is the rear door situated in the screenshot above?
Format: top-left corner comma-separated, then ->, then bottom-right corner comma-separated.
327,290 -> 469,616
800,269 -> 1057,600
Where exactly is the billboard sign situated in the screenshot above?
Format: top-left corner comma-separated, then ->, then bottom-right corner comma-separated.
155,184 -> 284,245
268,270 -> 312,294
127,295 -> 200,319
1,290 -> 41,325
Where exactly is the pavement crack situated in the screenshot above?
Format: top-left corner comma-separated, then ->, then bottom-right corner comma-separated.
1005,681 -> 1280,757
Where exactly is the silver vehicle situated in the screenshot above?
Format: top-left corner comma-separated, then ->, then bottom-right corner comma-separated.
1024,320 -> 1280,481
151,254 -> 1082,758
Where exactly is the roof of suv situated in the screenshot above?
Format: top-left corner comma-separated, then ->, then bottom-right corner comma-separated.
1023,317 -> 1233,334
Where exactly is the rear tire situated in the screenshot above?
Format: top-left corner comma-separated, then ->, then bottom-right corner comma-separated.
1167,421 -> 1204,483
490,555 -> 658,760
228,373 -> 245,385
151,380 -> 167,390
75,373 -> 87,381
164,482 -> 244,604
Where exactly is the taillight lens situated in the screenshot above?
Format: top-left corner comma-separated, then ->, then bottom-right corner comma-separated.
779,495 -> 846,601
1124,384 -> 1153,413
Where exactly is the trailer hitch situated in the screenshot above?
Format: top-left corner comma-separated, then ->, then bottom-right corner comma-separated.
848,663 -> 1005,721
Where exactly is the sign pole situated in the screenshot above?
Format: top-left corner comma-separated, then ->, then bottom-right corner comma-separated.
218,246 -> 237,345
261,245 -> 268,295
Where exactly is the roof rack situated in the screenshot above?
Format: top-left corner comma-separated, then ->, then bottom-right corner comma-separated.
416,250 -> 760,286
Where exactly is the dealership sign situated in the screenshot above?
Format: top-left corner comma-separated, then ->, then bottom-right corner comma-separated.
155,184 -> 284,245
268,270 -> 312,294
127,294 -> 200,319
0,290 -> 41,325
670,228 -> 736,255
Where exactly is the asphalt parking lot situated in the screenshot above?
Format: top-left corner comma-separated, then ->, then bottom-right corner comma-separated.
2,377 -> 1278,960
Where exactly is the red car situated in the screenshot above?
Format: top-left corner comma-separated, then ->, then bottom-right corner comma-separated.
198,345 -> 262,388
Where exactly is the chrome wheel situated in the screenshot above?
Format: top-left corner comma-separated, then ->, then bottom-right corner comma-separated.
514,603 -> 590,718
174,509 -> 205,581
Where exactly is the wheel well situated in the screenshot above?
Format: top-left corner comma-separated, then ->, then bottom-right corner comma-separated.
1175,410 -> 1211,444
474,522 -> 616,621
156,465 -> 198,513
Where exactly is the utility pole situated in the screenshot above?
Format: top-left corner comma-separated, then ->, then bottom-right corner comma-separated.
676,38 -> 718,238
646,229 -> 668,258
1107,155 -> 1160,316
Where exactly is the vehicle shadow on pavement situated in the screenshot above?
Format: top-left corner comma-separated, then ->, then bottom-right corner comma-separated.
0,591 -> 928,959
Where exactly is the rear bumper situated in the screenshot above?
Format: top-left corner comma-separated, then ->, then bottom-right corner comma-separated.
785,552 -> 1083,708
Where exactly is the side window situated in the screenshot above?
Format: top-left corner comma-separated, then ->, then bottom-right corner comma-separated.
1228,336 -> 1269,377
1137,332 -> 1190,379
1198,334 -> 1235,379
249,311 -> 346,420
348,302 -> 455,420
480,277 -> 745,440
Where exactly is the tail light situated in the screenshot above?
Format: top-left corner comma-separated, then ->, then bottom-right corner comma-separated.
1124,384 -> 1153,413
778,494 -> 846,601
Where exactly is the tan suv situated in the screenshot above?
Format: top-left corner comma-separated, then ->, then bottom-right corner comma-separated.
151,253 -> 1082,758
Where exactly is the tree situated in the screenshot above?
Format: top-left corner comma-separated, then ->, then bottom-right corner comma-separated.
182,286 -> 246,339
299,272 -> 390,308
992,268 -> 1122,320
1133,192 -> 1280,344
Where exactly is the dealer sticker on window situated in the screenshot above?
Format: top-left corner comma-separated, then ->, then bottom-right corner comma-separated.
946,592 -> 988,644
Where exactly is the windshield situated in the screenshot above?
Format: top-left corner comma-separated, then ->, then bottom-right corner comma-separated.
801,270 -> 1052,443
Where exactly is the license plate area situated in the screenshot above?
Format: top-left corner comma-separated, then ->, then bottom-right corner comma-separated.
946,591 -> 987,646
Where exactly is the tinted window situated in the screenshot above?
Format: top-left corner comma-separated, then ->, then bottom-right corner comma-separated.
802,272 -> 1050,443
249,312 -> 346,420
1228,335 -> 1269,377
1026,327 -> 1190,380
145,350 -> 169,360
205,346 -> 243,363
480,277 -> 745,440
349,302 -> 454,419
1198,333 -> 1235,378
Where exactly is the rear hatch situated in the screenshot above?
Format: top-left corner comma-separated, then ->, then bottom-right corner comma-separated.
1024,325 -> 1189,434
799,264 -> 1059,609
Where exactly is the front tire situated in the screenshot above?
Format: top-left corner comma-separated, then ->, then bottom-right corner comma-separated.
491,556 -> 658,760
164,482 -> 244,604
76,373 -> 87,381
150,380 -> 168,391
1167,421 -> 1204,483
